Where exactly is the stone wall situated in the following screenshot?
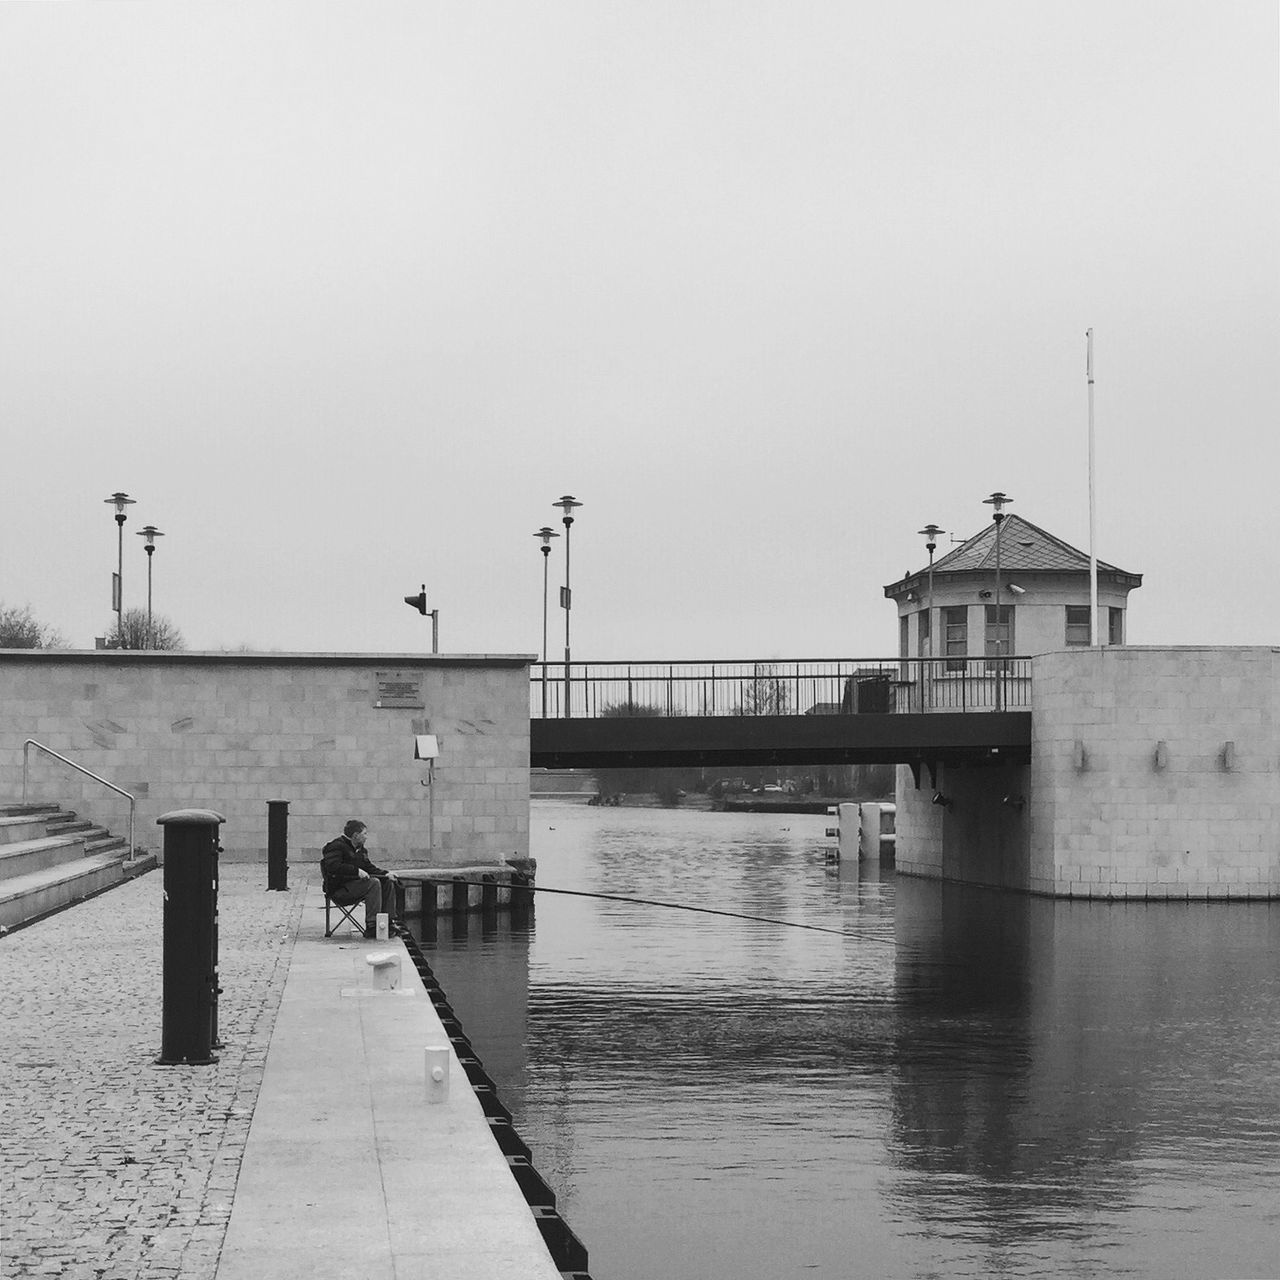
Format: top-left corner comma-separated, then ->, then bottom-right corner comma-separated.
895,758 -> 1030,889
1030,646 -> 1280,899
0,651 -> 532,867
896,647 -> 1280,899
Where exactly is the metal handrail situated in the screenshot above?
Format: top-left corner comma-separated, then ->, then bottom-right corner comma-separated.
530,656 -> 1032,719
22,739 -> 136,862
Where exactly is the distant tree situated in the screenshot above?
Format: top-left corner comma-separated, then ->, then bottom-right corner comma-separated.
600,700 -> 663,718
733,668 -> 790,716
0,603 -> 63,649
106,607 -> 185,651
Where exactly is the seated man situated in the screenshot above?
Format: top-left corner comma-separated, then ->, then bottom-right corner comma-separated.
321,819 -> 397,938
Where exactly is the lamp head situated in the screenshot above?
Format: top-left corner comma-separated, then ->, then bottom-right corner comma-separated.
553,495 -> 582,525
136,525 -> 164,550
983,491 -> 1012,523
104,491 -> 136,519
534,526 -> 560,550
917,523 -> 945,553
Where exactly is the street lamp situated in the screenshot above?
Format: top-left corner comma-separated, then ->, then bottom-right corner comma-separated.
982,492 -> 1013,710
103,492 -> 136,647
136,525 -> 164,649
533,526 -> 560,717
552,495 -> 582,718
917,524 -> 944,659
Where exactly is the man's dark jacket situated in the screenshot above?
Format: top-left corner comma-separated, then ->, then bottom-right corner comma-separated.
321,835 -> 387,897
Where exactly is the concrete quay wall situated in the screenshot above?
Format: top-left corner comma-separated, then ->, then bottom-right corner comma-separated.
896,647 -> 1280,899
0,650 -> 532,868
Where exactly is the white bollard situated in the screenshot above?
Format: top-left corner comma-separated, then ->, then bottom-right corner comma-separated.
859,803 -> 882,863
837,802 -> 860,864
375,912 -> 389,941
365,952 -> 401,990
424,1045 -> 450,1103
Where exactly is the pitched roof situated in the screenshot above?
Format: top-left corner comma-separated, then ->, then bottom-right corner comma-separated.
884,514 -> 1140,594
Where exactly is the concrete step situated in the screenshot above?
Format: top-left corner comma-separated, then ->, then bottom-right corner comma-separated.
44,817 -> 96,835
85,834 -> 128,857
0,851 -> 138,932
0,834 -> 90,880
0,810 -> 78,847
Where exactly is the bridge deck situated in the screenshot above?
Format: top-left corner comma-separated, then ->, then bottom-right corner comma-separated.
531,711 -> 1031,770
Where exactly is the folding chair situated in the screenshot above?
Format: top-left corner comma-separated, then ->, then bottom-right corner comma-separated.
324,891 -> 364,938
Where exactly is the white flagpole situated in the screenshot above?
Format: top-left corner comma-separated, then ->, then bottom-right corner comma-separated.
1087,328 -> 1098,645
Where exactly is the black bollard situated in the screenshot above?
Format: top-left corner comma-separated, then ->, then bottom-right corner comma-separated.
267,799 -> 289,891
156,809 -> 224,1065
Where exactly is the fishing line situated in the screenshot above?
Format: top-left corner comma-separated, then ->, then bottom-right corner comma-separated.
526,884 -> 896,945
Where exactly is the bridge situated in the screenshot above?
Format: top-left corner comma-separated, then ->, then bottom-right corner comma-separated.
529,657 -> 1032,775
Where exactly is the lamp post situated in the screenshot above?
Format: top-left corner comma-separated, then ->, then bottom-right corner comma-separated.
533,526 -> 560,717
982,492 -> 1012,710
917,524 -> 944,658
917,523 -> 944,713
552,495 -> 582,718
136,525 -> 164,649
104,492 -> 136,647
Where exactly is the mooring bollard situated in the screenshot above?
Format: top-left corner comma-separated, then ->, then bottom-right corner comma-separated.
366,952 -> 401,990
425,1045 -> 450,1103
156,809 -> 225,1065
266,798 -> 288,891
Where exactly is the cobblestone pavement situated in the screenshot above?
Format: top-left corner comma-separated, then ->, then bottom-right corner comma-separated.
0,866 -> 306,1280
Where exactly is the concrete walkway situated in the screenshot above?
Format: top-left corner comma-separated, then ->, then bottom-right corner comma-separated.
0,867 -> 561,1280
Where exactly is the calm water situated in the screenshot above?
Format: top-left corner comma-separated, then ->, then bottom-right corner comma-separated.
414,802 -> 1280,1279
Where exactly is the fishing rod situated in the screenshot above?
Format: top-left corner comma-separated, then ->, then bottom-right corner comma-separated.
525,883 -> 895,945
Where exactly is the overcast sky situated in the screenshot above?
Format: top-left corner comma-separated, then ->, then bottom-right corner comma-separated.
2,2 -> 1276,659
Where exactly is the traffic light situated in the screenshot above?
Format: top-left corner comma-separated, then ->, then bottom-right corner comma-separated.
404,585 -> 428,615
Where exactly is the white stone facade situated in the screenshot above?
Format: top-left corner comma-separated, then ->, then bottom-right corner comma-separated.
0,651 -> 532,867
896,647 -> 1280,899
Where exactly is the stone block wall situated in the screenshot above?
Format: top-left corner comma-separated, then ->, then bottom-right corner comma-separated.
895,759 -> 1030,890
896,646 -> 1280,899
0,651 -> 532,867
1030,647 -> 1280,899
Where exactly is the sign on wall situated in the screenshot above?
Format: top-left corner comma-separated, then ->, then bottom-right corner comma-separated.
374,671 -> 425,709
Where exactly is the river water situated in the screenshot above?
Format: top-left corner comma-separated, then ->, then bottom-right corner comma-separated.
413,801 -> 1280,1279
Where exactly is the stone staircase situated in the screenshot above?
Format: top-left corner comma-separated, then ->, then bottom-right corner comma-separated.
0,804 -> 156,932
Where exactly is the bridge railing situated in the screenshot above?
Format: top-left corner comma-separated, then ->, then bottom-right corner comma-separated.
531,657 -> 1032,719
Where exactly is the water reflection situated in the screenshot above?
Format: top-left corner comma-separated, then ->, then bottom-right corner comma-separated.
414,803 -> 1280,1280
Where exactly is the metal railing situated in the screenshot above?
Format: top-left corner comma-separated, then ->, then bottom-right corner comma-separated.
22,739 -> 137,861
531,656 -> 1032,719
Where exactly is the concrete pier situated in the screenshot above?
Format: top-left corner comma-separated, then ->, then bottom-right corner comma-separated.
0,867 -> 566,1279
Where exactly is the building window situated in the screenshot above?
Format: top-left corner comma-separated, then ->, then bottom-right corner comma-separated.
899,614 -> 909,660
943,606 -> 967,672
984,604 -> 1014,670
917,609 -> 931,658
1109,607 -> 1124,646
1065,605 -> 1091,646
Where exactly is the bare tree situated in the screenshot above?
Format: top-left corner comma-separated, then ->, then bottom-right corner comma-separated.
106,607 -> 185,651
0,603 -> 63,648
733,667 -> 790,716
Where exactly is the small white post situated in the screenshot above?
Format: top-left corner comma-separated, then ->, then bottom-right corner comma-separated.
365,953 -> 401,990
425,1046 -> 450,1103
